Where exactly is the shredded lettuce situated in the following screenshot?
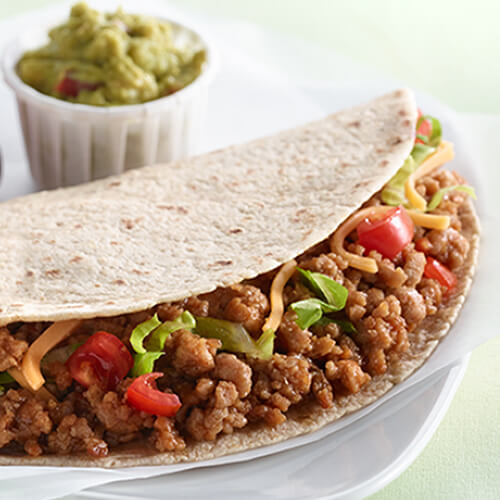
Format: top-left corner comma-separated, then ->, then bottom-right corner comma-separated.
255,329 -> 275,360
130,314 -> 162,354
0,372 -> 16,395
0,372 -> 15,384
427,185 -> 476,212
381,115 -> 442,206
146,312 -> 196,352
130,351 -> 165,378
130,311 -> 195,376
297,268 -> 348,310
290,269 -> 349,330
194,317 -> 274,360
416,115 -> 442,147
380,156 -> 417,206
409,143 -> 436,166
69,342 -> 83,354
290,298 -> 339,330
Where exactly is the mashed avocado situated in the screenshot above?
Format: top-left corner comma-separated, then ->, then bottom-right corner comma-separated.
17,2 -> 206,106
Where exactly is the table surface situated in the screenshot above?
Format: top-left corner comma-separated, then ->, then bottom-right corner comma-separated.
1,2 -> 499,499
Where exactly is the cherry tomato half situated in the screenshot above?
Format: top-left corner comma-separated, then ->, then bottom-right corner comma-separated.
66,331 -> 133,391
55,75 -> 101,98
126,373 -> 182,417
415,109 -> 432,144
423,257 -> 457,292
357,206 -> 415,260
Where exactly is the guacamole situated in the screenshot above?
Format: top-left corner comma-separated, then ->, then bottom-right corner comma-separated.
17,2 -> 206,106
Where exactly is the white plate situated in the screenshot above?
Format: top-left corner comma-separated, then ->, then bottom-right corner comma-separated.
64,358 -> 468,500
0,3 -> 480,500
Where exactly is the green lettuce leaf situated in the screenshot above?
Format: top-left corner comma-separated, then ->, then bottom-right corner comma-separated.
381,114 -> 442,206
289,269 -> 349,330
427,185 -> 476,212
194,316 -> 274,360
315,316 -> 357,335
0,372 -> 15,384
146,311 -> 196,352
130,311 -> 196,376
380,155 -> 417,206
410,143 -> 436,165
416,115 -> 442,147
255,329 -> 275,360
68,342 -> 83,354
290,298 -> 338,330
0,372 -> 16,395
297,268 -> 348,310
427,116 -> 442,147
130,351 -> 165,377
129,314 -> 162,354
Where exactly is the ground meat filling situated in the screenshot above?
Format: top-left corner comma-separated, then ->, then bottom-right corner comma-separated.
0,328 -> 28,372
0,389 -> 52,456
199,284 -> 270,336
0,168 -> 473,456
166,330 -> 220,378
248,354 -> 312,426
84,380 -> 155,446
47,414 -> 108,457
151,416 -> 186,452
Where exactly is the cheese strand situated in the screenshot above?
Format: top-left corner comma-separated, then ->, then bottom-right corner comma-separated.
7,367 -> 56,402
21,319 -> 82,391
262,259 -> 297,332
330,206 -> 450,273
405,141 -> 454,210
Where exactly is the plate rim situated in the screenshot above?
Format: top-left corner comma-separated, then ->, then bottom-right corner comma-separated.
325,355 -> 470,500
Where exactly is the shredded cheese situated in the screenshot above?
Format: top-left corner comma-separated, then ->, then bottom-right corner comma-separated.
262,259 -> 297,332
330,207 -> 388,273
405,141 -> 454,210
330,206 -> 451,274
407,210 -> 450,230
7,367 -> 56,402
21,319 -> 82,391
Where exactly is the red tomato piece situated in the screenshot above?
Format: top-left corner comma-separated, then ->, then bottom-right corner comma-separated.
55,75 -> 101,98
66,331 -> 133,391
424,257 -> 457,292
357,206 -> 415,260
126,373 -> 181,417
415,109 -> 432,144
415,236 -> 432,253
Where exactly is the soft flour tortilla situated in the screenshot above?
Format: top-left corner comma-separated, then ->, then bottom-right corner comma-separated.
0,89 -> 480,467
0,89 -> 417,327
0,199 -> 479,467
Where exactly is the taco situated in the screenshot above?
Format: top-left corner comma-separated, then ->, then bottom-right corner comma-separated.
0,89 -> 479,466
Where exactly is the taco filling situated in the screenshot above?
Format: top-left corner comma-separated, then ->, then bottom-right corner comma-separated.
0,110 -> 477,459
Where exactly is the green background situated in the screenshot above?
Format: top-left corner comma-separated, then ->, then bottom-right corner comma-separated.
1,1 -> 499,498
2,0 -> 500,113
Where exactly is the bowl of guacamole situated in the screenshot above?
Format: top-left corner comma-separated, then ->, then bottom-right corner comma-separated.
17,2 -> 207,106
2,2 -> 216,188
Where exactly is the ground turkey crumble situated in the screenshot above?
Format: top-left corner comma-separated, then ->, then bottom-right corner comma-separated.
0,168 -> 472,457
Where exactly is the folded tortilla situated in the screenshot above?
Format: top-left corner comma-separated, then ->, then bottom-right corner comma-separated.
0,89 -> 479,466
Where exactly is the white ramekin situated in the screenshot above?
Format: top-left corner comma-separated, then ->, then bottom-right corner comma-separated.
2,18 -> 216,189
